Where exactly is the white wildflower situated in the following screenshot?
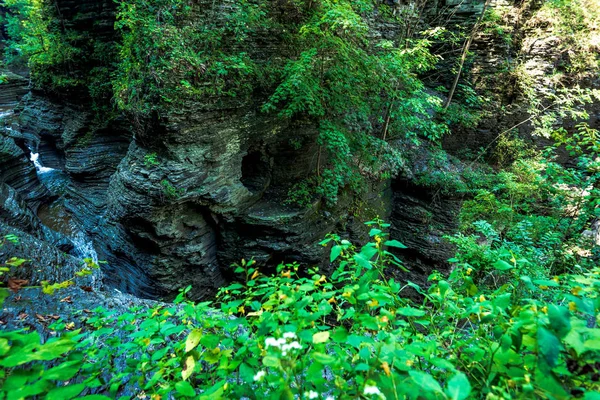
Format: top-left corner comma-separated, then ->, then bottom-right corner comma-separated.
325,397 -> 335,400
364,385 -> 383,396
281,340 -> 302,356
265,337 -> 285,348
281,341 -> 302,352
283,332 -> 297,339
307,391 -> 319,399
253,370 -> 266,381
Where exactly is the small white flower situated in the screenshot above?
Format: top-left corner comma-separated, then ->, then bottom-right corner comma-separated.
283,332 -> 297,339
281,341 -> 303,354
265,337 -> 281,348
289,341 -> 302,349
307,391 -> 319,399
364,385 -> 382,396
325,397 -> 335,400
281,342 -> 302,353
253,370 -> 266,381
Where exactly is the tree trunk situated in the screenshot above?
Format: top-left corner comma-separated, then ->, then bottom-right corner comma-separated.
443,0 -> 492,110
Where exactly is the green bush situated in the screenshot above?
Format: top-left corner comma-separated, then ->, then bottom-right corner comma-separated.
2,220 -> 600,399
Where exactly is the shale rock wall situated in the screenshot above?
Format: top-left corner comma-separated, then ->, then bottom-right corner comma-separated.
3,0 -> 591,300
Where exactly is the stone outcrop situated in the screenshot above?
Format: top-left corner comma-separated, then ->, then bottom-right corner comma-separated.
0,128 -> 49,209
0,0 -> 482,300
0,71 -> 28,109
3,0 -> 595,302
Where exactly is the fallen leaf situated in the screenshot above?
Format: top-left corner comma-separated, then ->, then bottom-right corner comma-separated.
36,314 -> 47,322
8,278 -> 28,293
18,312 -> 28,320
80,285 -> 93,292
60,296 -> 73,303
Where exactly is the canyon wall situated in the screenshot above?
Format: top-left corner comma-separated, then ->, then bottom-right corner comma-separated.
1,0 -> 596,300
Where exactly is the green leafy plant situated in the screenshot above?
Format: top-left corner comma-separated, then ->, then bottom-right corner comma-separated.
144,152 -> 160,168
160,179 -> 185,200
2,216 -> 600,398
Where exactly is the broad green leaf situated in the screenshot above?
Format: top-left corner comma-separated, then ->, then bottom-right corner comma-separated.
548,305 -> 571,338
538,327 -> 560,367
263,355 -> 280,367
384,240 -> 407,249
200,334 -> 220,349
332,327 -> 348,343
353,254 -> 372,270
185,329 -> 202,352
239,363 -> 255,382
397,307 -> 426,317
533,279 -> 560,288
0,338 -> 10,356
493,260 -> 513,271
583,339 -> 600,350
409,371 -> 443,393
360,244 -> 378,260
446,372 -> 471,400
46,383 -> 86,400
493,293 -> 511,310
312,352 -> 336,365
43,360 -> 81,381
175,381 -> 196,397
369,228 -> 382,237
330,245 -> 342,262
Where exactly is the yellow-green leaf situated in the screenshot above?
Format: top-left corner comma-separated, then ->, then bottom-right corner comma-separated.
313,331 -> 330,344
185,329 -> 202,353
182,355 -> 195,381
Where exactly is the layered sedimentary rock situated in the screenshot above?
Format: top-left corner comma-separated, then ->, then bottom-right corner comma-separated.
0,71 -> 28,109
0,0 -> 483,300
4,0 -> 595,301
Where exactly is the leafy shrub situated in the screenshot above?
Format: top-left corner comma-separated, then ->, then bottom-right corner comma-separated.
160,179 -> 185,200
2,220 -> 600,399
144,152 -> 160,168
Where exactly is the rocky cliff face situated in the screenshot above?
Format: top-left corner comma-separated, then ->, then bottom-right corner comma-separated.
1,0 -> 595,301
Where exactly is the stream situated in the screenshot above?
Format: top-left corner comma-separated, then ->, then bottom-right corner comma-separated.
1,109 -> 100,266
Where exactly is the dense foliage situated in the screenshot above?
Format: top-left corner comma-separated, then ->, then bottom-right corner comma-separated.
2,215 -> 600,399
111,0 -> 475,203
1,0 -> 115,107
2,0 -> 600,399
3,118 -> 600,396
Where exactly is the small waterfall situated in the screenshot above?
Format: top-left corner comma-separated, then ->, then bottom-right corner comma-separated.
71,231 -> 99,265
30,152 -> 56,174
31,150 -> 101,283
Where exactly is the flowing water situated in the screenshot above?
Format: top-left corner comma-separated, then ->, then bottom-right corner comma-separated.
30,152 -> 56,174
31,153 -> 100,264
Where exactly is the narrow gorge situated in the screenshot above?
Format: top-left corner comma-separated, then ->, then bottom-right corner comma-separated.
1,0 -> 599,398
